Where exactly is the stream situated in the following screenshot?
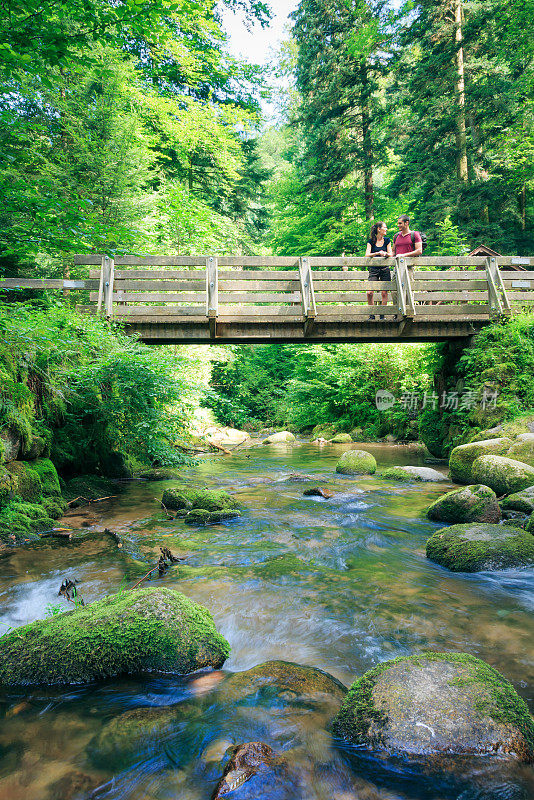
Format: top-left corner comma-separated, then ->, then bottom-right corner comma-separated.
0,441 -> 533,800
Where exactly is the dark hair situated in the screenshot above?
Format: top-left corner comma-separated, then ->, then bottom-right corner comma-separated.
398,214 -> 410,223
370,221 -> 386,246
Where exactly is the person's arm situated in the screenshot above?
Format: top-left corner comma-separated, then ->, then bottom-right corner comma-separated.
386,240 -> 393,257
405,233 -> 422,257
365,242 -> 375,257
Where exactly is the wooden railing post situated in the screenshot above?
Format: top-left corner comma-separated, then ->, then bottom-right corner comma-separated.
206,256 -> 218,338
98,255 -> 114,318
395,257 -> 415,321
299,257 -> 316,336
486,256 -> 511,317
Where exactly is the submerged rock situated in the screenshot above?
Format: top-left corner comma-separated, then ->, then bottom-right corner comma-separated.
263,431 -> 296,444
213,742 -> 298,799
471,455 -> 534,496
0,588 -> 230,685
449,438 -> 513,483
184,508 -> 240,525
381,466 -> 448,482
500,486 -> 534,515
425,523 -> 534,572
87,705 -> 184,769
162,486 -> 238,512
332,652 -> 534,761
303,487 -> 334,499
335,449 -> 377,475
427,485 -> 501,524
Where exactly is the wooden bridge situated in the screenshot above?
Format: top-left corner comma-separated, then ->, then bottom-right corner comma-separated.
2,254 -> 534,344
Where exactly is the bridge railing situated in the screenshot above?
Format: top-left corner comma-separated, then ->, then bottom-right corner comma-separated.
1,255 -> 533,337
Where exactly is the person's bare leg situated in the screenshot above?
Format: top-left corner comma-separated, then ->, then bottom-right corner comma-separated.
380,290 -> 388,319
367,291 -> 375,319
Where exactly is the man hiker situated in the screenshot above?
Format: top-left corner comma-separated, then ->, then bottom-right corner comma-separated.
393,215 -> 423,258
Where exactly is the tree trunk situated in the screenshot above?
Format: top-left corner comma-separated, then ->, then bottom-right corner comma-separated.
360,63 -> 374,221
454,0 -> 468,184
519,184 -> 526,231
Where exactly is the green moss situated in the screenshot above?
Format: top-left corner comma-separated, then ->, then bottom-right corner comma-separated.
207,510 -> 241,524
5,461 -> 42,502
0,587 -> 230,686
29,458 -> 61,497
0,500 -> 55,543
419,408 -> 449,459
137,468 -> 183,481
471,415 -> 534,443
162,486 -> 238,512
255,553 -> 311,579
500,486 -> 534,514
184,509 -> 211,525
333,652 -> 534,759
42,496 -> 68,518
505,440 -> 534,468
380,467 -> 415,482
426,523 -> 534,572
0,466 -> 17,506
335,450 -> 377,475
330,433 -> 353,443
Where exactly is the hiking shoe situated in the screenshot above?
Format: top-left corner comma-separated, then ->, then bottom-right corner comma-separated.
368,314 -> 376,321
379,314 -> 385,320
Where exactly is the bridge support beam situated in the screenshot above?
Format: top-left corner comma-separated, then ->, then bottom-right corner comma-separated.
206,256 -> 218,339
299,257 -> 317,336
486,256 -> 511,318
395,256 -> 415,332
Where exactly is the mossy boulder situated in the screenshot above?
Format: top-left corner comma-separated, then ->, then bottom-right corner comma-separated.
0,466 -> 17,506
381,466 -> 448,482
42,496 -> 68,518
330,433 -> 353,443
471,455 -> 534,496
427,485 -> 501,524
162,486 -> 238,512
0,428 -> 21,463
505,439 -> 534,468
449,438 -> 513,484
332,652 -> 534,761
263,431 -> 296,444
335,449 -> 377,475
470,415 -> 534,443
184,509 -> 211,525
5,461 -> 42,502
21,435 -> 48,461
527,515 -> 534,534
137,468 -> 182,481
29,458 -> 61,497
0,587 -> 230,686
311,423 -> 338,440
0,501 -> 55,542
426,523 -> 534,572
500,486 -> 534,515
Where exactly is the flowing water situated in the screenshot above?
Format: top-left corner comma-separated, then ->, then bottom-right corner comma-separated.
0,441 -> 533,800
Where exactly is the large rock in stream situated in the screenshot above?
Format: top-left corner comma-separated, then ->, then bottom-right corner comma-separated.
500,485 -> 534,515
335,449 -> 377,475
427,484 -> 501,523
471,455 -> 534,496
332,653 -> 534,761
0,588 -> 230,685
162,486 -> 238,512
425,523 -> 534,572
449,438 -> 513,483
381,466 -> 448,482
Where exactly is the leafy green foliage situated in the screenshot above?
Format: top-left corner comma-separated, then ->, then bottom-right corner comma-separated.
0,302 -> 196,473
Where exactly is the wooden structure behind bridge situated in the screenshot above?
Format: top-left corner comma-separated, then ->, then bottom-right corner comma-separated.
2,254 -> 534,344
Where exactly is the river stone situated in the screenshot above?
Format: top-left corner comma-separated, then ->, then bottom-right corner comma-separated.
518,432 -> 534,442
332,653 -> 534,761
87,705 -> 185,769
213,742 -> 298,800
505,439 -> 534,468
311,423 -> 337,440
330,433 -> 353,443
500,486 -> 534,515
336,449 -> 377,475
427,485 -> 501,524
471,455 -> 534,496
263,431 -> 296,444
449,438 -> 513,483
162,486 -> 238,512
425,523 -> 534,572
381,466 -> 448,482
216,661 -> 347,712
0,588 -> 230,686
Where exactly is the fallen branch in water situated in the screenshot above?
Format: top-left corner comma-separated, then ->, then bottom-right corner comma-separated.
67,494 -> 117,508
160,500 -> 175,520
130,547 -> 188,590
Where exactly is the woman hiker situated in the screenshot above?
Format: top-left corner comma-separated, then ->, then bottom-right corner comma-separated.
365,221 -> 393,320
